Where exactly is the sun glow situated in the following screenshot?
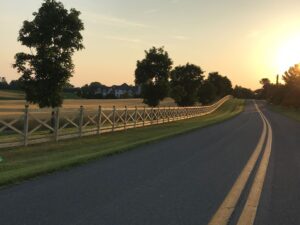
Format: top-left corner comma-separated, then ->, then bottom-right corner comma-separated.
276,34 -> 300,74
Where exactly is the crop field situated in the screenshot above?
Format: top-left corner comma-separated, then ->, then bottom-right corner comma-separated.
0,89 -> 176,110
0,90 -> 25,100
0,98 -> 176,113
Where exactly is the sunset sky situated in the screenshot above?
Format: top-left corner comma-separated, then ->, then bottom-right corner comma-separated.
1,0 -> 300,89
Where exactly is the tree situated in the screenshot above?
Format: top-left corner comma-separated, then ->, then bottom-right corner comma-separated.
0,77 -> 8,89
232,86 -> 255,99
260,78 -> 271,86
198,80 -> 217,104
170,63 -> 204,106
9,79 -> 23,90
78,82 -> 102,99
259,78 -> 271,99
283,64 -> 300,88
13,0 -> 84,108
135,47 -> 173,107
207,72 -> 232,98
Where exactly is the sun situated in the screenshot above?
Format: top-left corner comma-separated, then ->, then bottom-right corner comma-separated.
275,34 -> 300,74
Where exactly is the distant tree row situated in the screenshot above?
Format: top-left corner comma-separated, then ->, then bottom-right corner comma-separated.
259,64 -> 300,107
135,47 -> 233,107
77,82 -> 140,99
0,77 -> 23,90
232,85 -> 255,99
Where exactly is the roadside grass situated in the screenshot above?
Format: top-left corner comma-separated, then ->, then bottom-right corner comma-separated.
0,99 -> 245,187
269,104 -> 300,122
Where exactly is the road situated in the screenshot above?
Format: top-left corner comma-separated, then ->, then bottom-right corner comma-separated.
0,100 -> 299,225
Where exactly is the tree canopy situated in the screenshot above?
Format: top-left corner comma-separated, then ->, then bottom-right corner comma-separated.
170,63 -> 204,106
198,80 -> 217,104
207,72 -> 232,98
135,47 -> 173,107
13,0 -> 84,108
232,85 -> 255,99
262,64 -> 300,107
283,64 -> 300,88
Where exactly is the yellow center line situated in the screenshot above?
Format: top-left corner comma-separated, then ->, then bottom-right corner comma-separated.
207,101 -> 267,225
236,103 -> 273,225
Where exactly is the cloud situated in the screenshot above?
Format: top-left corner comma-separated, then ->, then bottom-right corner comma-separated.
144,9 -> 160,14
86,13 -> 147,28
172,35 -> 189,40
170,0 -> 180,3
103,35 -> 142,43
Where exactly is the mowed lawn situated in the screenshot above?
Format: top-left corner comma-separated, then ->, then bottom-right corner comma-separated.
0,99 -> 244,187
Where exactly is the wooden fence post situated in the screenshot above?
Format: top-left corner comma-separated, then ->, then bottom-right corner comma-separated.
97,106 -> 102,135
173,107 -> 175,121
23,104 -> 29,146
157,107 -> 160,124
54,107 -> 60,142
79,106 -> 84,137
134,106 -> 138,128
143,106 -> 146,126
151,107 -> 154,125
124,106 -> 128,130
112,106 -> 116,131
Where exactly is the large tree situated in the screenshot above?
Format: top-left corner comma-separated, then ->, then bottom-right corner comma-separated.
135,47 -> 173,107
207,72 -> 232,98
283,64 -> 300,88
170,63 -> 204,106
198,80 -> 217,104
259,78 -> 271,99
13,0 -> 84,108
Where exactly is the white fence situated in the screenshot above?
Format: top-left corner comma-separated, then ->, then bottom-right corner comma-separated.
0,96 -> 232,148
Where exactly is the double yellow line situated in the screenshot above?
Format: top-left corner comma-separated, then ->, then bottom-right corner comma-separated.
208,101 -> 273,225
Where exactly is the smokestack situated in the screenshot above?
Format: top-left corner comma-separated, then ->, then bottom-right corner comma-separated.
276,74 -> 279,85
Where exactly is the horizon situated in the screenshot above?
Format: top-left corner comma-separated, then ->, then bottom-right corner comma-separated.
1,0 -> 300,90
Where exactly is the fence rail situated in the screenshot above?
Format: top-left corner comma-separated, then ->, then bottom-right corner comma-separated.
0,96 -> 232,149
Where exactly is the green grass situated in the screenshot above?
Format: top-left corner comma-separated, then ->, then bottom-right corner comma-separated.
269,104 -> 300,122
0,99 -> 245,187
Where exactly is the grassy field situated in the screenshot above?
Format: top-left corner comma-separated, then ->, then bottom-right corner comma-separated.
0,89 -> 81,100
0,99 -> 244,187
269,104 -> 300,122
0,90 -> 25,100
0,92 -> 176,113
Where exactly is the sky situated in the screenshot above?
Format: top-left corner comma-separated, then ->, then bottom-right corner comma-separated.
1,0 -> 300,90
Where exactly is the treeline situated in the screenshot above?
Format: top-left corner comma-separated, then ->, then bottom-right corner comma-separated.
0,77 -> 22,90
76,82 -> 140,99
259,64 -> 300,107
0,77 -> 80,96
135,47 -> 234,107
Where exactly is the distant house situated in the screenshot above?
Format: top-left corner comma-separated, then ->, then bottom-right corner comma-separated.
95,83 -> 141,98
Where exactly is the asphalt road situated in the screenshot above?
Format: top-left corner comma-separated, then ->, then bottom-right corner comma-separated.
0,100 -> 299,225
